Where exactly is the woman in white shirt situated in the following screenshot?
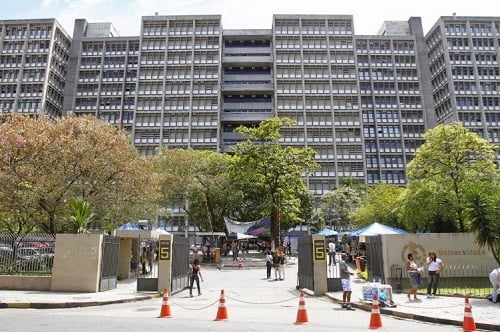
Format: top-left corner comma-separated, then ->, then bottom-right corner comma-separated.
426,252 -> 444,298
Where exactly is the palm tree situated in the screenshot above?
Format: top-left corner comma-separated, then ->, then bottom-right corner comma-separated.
68,198 -> 95,234
464,183 -> 500,265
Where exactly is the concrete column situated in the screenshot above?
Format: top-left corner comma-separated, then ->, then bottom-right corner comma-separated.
118,237 -> 133,279
157,234 -> 173,292
311,234 -> 328,295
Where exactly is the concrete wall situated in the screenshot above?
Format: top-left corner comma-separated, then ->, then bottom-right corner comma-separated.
0,275 -> 51,290
51,233 -> 103,292
379,233 -> 496,280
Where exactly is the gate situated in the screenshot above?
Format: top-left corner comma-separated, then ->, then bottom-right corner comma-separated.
171,235 -> 190,293
137,239 -> 158,292
297,236 -> 314,291
99,235 -> 120,291
365,235 -> 384,283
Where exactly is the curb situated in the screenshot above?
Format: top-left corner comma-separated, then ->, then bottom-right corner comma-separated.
325,294 -> 499,331
0,293 -> 162,310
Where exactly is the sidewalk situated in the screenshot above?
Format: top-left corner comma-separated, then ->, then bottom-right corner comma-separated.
325,277 -> 499,331
0,277 -> 161,309
0,254 -> 498,331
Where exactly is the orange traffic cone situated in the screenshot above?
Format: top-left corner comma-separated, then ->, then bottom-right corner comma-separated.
368,294 -> 383,329
294,291 -> 309,324
238,258 -> 243,269
214,289 -> 228,321
158,288 -> 172,318
462,297 -> 477,332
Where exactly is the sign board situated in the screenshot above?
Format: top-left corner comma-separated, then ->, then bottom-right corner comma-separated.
313,239 -> 326,261
159,239 -> 171,261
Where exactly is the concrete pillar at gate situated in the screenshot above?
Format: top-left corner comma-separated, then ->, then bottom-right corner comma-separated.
118,237 -> 133,279
311,234 -> 328,295
157,234 -> 173,292
51,233 -> 103,292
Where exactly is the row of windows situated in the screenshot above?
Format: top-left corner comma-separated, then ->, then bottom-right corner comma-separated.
367,171 -> 407,184
445,22 -> 499,34
274,20 -> 353,35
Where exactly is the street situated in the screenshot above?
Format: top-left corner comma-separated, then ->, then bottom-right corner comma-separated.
0,256 -> 464,331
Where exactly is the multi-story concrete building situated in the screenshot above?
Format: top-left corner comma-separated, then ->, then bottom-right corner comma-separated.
1,14 -> 499,195
0,19 -> 71,117
425,16 -> 500,153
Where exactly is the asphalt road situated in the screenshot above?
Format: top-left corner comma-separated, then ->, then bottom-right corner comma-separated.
0,259 -> 464,331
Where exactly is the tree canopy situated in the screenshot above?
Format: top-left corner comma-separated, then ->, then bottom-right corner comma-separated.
320,185 -> 361,231
406,122 -> 496,232
0,115 -> 154,233
352,183 -> 404,229
153,147 -> 236,234
229,117 -> 319,245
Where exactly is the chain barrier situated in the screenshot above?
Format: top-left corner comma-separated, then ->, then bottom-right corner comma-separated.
392,302 -> 463,309
169,298 -> 220,310
225,294 -> 297,305
168,292 -> 298,310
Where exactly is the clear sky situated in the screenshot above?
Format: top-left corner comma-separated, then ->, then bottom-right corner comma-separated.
2,0 -> 499,36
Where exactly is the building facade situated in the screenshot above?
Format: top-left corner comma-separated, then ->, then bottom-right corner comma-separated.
1,14 -> 499,195
425,16 -> 500,152
0,19 -> 71,118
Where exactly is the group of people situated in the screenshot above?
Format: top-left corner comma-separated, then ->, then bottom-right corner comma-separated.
265,248 -> 286,280
186,243 -> 500,306
405,251 -> 445,301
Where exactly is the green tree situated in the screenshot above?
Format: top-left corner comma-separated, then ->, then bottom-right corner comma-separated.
352,183 -> 404,229
464,182 -> 500,265
153,148 -> 237,234
229,117 -> 319,246
0,115 -> 154,233
320,186 -> 361,231
68,198 -> 95,234
398,181 -> 457,232
406,122 -> 496,232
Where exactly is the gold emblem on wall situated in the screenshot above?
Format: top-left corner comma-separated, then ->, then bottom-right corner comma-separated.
401,241 -> 426,265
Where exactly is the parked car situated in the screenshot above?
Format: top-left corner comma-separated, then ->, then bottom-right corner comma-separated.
16,247 -> 53,271
0,242 -> 13,250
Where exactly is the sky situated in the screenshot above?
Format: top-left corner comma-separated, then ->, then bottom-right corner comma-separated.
2,0 -> 500,37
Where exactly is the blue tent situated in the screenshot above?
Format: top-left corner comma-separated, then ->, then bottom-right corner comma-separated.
350,222 -> 407,237
316,228 -> 339,236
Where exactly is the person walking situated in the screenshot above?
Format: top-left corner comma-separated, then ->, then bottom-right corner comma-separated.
328,240 -> 336,266
189,258 -> 203,297
232,242 -> 239,261
339,253 -> 355,310
426,251 -> 444,298
141,247 -> 148,275
489,267 -> 500,303
272,251 -> 282,280
405,252 -> 421,301
279,249 -> 286,280
265,250 -> 273,279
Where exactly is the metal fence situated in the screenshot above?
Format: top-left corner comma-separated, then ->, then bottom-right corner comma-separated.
0,233 -> 56,275
389,264 -> 495,297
